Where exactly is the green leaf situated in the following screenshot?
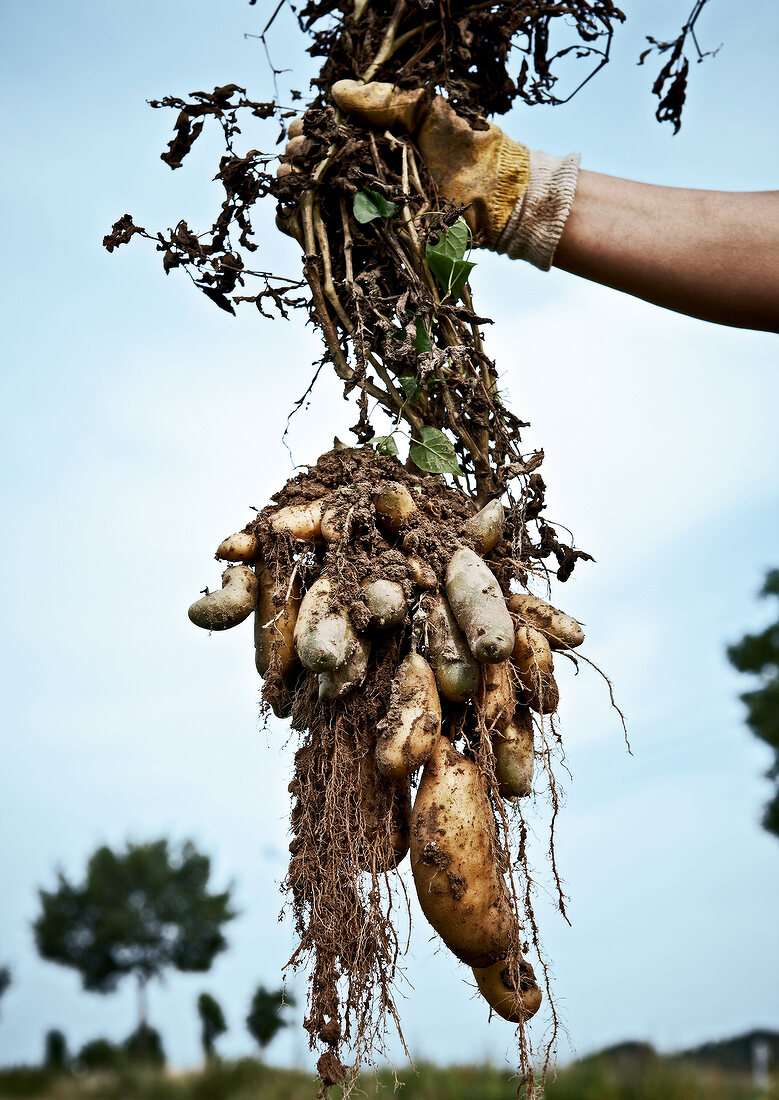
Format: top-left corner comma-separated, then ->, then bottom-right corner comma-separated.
400,375 -> 421,402
353,188 -> 397,224
409,426 -> 463,476
412,318 -> 432,354
373,434 -> 399,457
425,218 -> 475,300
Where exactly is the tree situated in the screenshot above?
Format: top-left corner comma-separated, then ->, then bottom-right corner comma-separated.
33,839 -> 235,1033
246,985 -> 295,1053
123,1023 -> 165,1067
197,992 -> 227,1062
727,569 -> 779,837
0,966 -> 11,1019
43,1028 -> 69,1072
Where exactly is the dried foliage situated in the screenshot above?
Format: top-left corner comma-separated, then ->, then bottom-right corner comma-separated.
638,0 -> 719,134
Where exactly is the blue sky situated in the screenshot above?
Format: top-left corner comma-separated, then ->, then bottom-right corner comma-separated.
1,0 -> 777,1075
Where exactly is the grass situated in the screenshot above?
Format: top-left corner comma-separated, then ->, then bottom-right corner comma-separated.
0,1058 -> 775,1100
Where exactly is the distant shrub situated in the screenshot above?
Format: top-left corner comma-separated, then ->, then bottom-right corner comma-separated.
123,1023 -> 166,1067
43,1028 -> 69,1071
76,1037 -> 122,1072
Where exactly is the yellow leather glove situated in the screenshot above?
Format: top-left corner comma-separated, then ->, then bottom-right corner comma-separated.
331,80 -> 580,271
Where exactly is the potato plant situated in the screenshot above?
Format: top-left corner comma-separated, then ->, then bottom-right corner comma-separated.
101,0 -> 652,1094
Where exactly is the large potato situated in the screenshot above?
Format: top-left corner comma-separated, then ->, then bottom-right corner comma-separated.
188,565 -> 258,631
410,738 -> 514,967
445,547 -> 514,663
493,708 -> 534,798
254,563 -> 301,679
472,956 -> 542,1023
507,592 -> 584,650
376,654 -> 441,778
293,576 -> 356,673
426,595 -> 480,703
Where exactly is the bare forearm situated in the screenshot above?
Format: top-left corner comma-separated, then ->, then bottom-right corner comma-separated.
554,171 -> 779,332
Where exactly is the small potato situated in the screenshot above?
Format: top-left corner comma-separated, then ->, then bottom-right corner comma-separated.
426,595 -> 480,703
507,592 -> 584,650
373,481 -> 417,533
293,576 -> 356,673
512,625 -> 558,714
445,547 -> 514,663
464,499 -> 505,555
472,956 -> 542,1023
358,766 -> 411,873
493,708 -> 534,798
376,654 -> 441,778
254,563 -> 301,679
477,660 -> 516,730
188,565 -> 258,631
216,529 -> 259,563
320,504 -> 344,543
270,500 -> 324,541
410,737 -> 514,967
406,554 -> 437,590
361,579 -> 407,629
318,636 -> 370,700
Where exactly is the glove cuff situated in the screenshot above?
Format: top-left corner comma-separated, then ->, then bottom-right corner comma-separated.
493,149 -> 580,270
485,134 -> 531,247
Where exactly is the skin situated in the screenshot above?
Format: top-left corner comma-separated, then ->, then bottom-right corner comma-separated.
556,174 -> 779,333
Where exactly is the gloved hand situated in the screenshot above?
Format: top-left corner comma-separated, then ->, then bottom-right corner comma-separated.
331,80 -> 580,271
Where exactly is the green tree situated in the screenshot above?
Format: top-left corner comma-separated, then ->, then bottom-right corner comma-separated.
33,839 -> 235,1034
197,992 -> 227,1062
43,1028 -> 69,1071
727,568 -> 779,837
123,1023 -> 165,1066
246,985 -> 295,1053
0,966 -> 11,1019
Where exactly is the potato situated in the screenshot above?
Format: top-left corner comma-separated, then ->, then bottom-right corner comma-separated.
318,636 -> 370,700
358,768 -> 412,873
373,481 -> 417,533
426,595 -> 480,703
320,504 -> 344,543
376,654 -> 441,778
361,579 -> 407,629
270,500 -> 324,541
472,956 -> 542,1023
254,563 -> 301,679
406,554 -> 437,590
445,547 -> 514,663
512,625 -> 558,714
464,499 -> 505,555
216,529 -> 259,563
493,708 -> 534,798
507,592 -> 584,650
293,576 -> 357,673
410,737 -> 514,966
188,565 -> 258,631
477,660 -> 515,730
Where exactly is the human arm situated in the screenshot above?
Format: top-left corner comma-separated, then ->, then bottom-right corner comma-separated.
322,80 -> 779,334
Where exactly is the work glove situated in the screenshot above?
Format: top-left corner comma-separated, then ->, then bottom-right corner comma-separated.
330,80 -> 580,271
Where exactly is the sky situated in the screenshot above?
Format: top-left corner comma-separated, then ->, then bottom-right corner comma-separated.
1,0 -> 778,1078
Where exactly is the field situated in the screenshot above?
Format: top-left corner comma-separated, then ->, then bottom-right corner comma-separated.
1,1057 -> 775,1100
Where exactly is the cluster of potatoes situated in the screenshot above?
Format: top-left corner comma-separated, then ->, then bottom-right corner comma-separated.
188,478 -> 584,1025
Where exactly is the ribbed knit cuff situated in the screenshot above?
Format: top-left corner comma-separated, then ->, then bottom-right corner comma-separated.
493,150 -> 580,270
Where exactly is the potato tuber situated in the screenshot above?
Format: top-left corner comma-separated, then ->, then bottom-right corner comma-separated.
472,956 -> 542,1023
254,563 -> 301,678
507,592 -> 584,650
411,737 -> 514,967
425,595 -> 480,703
361,579 -> 407,629
318,636 -> 371,700
445,547 -> 514,663
271,500 -> 324,541
464,499 -> 505,555
493,708 -> 534,798
376,654 -> 441,778
216,529 -> 259,563
188,565 -> 258,631
294,576 -> 357,673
